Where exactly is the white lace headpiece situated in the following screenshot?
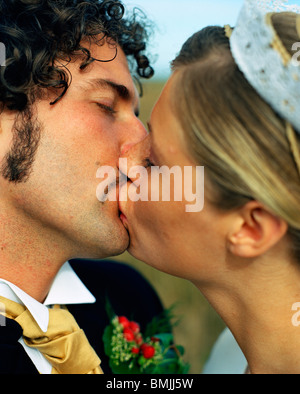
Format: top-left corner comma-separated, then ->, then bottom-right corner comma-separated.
229,0 -> 300,132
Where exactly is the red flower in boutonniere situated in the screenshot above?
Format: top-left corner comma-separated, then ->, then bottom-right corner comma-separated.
103,303 -> 189,374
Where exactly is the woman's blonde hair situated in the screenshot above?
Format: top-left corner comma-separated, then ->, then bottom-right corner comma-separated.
171,12 -> 300,260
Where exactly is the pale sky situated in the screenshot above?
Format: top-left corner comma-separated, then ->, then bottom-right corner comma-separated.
125,0 -> 245,78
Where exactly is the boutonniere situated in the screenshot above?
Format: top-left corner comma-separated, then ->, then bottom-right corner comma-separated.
103,302 -> 189,374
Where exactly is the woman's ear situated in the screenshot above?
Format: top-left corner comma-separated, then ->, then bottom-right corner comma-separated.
227,201 -> 288,258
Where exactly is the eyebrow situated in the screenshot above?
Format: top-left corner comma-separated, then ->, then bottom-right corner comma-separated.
81,77 -> 130,98
79,78 -> 139,115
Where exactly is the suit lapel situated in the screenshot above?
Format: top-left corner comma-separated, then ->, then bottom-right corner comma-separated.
0,318 -> 38,374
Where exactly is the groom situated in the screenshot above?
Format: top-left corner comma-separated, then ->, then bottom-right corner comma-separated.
0,0 -> 164,374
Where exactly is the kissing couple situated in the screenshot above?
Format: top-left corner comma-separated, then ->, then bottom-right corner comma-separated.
1,0 -> 300,375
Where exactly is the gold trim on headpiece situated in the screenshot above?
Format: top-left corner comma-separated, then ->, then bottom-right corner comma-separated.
286,122 -> 300,177
224,25 -> 233,39
266,13 -> 291,67
296,15 -> 300,38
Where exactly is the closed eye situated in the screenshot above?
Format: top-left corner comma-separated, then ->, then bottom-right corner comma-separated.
96,103 -> 117,115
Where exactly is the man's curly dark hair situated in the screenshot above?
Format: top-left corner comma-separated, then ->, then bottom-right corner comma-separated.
0,0 -> 154,111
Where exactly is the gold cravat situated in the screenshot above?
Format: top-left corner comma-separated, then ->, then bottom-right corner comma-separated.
0,296 -> 103,374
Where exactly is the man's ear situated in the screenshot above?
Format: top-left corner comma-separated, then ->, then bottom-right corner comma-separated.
227,201 -> 288,258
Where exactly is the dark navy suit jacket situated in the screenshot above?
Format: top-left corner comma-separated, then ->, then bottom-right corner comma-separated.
0,259 -> 164,374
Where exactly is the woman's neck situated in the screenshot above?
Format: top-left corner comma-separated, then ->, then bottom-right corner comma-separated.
194,254 -> 300,374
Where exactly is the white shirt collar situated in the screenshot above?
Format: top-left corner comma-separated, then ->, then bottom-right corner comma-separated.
44,261 -> 96,306
0,261 -> 96,333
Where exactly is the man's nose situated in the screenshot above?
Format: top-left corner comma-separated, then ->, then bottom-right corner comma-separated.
119,135 -> 151,181
120,118 -> 148,156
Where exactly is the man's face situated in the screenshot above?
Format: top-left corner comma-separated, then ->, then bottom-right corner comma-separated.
0,41 -> 146,259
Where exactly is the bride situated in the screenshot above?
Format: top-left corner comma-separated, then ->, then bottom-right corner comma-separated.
118,0 -> 300,374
